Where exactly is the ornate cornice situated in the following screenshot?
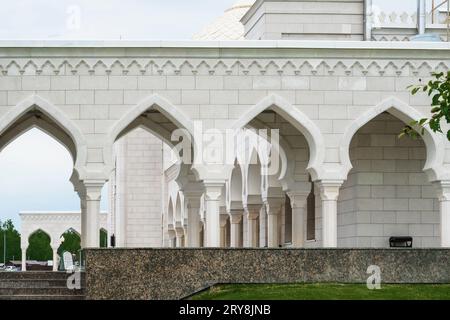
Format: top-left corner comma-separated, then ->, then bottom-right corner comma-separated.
20,211 -> 108,221
0,58 -> 448,77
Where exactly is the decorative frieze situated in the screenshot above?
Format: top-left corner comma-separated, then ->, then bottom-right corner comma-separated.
0,58 -> 448,77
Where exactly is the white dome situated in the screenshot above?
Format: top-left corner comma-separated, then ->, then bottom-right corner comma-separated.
193,0 -> 255,40
228,0 -> 255,10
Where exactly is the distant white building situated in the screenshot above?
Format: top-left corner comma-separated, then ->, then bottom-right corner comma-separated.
3,0 -> 449,257
19,211 -> 108,270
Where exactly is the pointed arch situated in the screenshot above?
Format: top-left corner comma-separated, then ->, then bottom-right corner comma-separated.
0,94 -> 87,175
243,148 -> 263,208
226,159 -> 244,212
61,227 -> 81,239
174,192 -> 185,228
107,94 -> 196,171
167,198 -> 175,227
340,97 -> 445,181
246,117 -> 293,186
27,228 -> 52,245
110,94 -> 194,143
232,94 -> 325,180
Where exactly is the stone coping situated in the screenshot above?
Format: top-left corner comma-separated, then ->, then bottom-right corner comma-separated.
0,40 -> 449,50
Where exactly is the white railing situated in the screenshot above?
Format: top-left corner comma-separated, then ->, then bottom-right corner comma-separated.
373,11 -> 448,28
373,11 -> 417,27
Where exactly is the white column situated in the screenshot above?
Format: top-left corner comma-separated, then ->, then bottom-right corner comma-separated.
203,182 -> 224,247
83,181 -> 104,248
364,0 -> 373,40
435,181 -> 450,247
418,0 -> 426,34
288,192 -> 308,248
229,210 -> 243,248
52,246 -> 59,272
77,188 -> 87,248
168,230 -> 176,248
107,176 -> 115,248
220,213 -> 229,247
242,212 -> 249,247
279,201 -> 285,245
318,181 -> 342,248
245,205 -> 261,247
265,198 -> 283,248
185,194 -> 202,248
259,205 -> 267,247
175,227 -> 185,247
21,246 -> 27,271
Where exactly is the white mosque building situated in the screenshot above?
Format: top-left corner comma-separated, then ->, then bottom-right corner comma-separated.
5,0 -> 450,270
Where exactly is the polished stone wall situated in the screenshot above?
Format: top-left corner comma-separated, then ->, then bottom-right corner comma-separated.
85,248 -> 450,300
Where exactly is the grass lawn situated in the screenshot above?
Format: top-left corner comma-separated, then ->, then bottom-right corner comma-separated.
190,283 -> 450,300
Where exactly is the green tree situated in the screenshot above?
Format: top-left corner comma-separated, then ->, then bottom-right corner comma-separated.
58,229 -> 81,260
403,71 -> 450,140
27,230 -> 52,261
0,219 -> 21,263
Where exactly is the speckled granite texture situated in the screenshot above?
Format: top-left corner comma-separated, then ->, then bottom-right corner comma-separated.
85,248 -> 450,300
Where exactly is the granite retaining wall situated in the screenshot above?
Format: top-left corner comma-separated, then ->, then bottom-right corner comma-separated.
85,248 -> 450,300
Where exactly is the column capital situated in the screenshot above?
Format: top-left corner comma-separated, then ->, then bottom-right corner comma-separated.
220,214 -> 229,227
76,185 -> 87,200
433,181 -> 450,201
230,213 -> 243,224
286,191 -> 309,209
245,204 -> 261,219
203,180 -> 225,201
185,194 -> 202,209
264,197 -> 284,215
317,180 -> 343,201
168,229 -> 176,238
175,227 -> 185,237
183,182 -> 205,200
83,180 -> 106,201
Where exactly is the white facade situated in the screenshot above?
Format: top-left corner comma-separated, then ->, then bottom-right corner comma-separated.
242,0 -> 365,40
2,0 -> 450,252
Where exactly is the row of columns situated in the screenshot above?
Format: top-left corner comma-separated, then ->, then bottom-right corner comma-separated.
27,175 -> 447,264
196,181 -> 344,248
211,180 -> 450,248
182,180 -> 414,248
21,245 -> 61,272
63,177 -> 450,252
78,174 -> 450,249
169,180 -> 342,249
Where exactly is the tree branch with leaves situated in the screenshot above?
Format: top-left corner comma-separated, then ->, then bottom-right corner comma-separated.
401,71 -> 450,140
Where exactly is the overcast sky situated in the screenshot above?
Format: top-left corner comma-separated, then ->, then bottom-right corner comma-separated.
0,129 -> 86,227
0,0 -> 418,40
0,0 -> 421,229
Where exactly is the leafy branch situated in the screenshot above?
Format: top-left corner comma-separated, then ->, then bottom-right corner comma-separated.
402,71 -> 450,140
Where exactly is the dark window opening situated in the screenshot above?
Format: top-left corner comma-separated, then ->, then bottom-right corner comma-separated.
307,176 -> 316,241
